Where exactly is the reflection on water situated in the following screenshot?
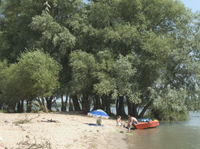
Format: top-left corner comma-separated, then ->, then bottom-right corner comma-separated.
126,112 -> 200,149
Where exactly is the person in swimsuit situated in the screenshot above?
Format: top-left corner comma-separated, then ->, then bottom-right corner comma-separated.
116,115 -> 124,127
127,115 -> 138,129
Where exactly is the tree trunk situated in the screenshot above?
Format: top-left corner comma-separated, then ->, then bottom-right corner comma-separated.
0,104 -> 2,111
82,93 -> 90,112
42,97 -> 48,112
27,100 -> 32,112
21,100 -> 24,112
101,97 -> 105,111
95,94 -> 101,109
81,96 -> 86,111
138,100 -> 153,118
71,94 -> 81,111
118,96 -> 126,116
127,99 -> 134,116
64,95 -> 68,111
7,102 -> 16,113
46,96 -> 53,111
116,98 -> 119,115
17,100 -> 24,113
132,103 -> 138,117
105,95 -> 111,115
52,100 -> 59,111
61,94 -> 68,111
69,97 -> 74,111
92,95 -> 96,111
61,94 -> 65,111
35,97 -> 42,106
17,101 -> 20,113
86,94 -> 90,112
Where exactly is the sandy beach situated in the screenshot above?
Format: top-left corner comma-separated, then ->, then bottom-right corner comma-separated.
0,112 -> 128,149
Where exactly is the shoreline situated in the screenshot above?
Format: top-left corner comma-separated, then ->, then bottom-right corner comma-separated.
0,112 -> 128,149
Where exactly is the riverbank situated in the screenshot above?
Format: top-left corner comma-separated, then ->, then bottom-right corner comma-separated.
0,112 -> 128,149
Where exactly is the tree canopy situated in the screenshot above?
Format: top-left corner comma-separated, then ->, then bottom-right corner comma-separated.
0,50 -> 61,112
0,0 -> 200,120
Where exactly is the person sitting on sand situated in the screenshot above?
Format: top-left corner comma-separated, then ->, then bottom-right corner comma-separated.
127,115 -> 138,129
96,116 -> 102,125
116,115 -> 124,127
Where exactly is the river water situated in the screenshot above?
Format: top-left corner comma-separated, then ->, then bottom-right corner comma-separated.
124,112 -> 200,149
53,106 -> 200,148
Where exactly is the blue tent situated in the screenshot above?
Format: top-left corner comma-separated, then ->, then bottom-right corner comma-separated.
88,109 -> 109,118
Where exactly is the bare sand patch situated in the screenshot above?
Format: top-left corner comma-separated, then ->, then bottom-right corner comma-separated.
0,112 -> 128,149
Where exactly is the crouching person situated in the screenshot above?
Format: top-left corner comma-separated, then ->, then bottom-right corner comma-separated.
116,115 -> 124,127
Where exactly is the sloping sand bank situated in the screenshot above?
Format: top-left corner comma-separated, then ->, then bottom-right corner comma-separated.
0,112 -> 128,149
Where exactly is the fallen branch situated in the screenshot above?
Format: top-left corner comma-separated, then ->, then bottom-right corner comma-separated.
37,119 -> 59,123
13,114 -> 40,124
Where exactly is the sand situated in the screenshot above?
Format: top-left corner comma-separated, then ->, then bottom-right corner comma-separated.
0,112 -> 128,149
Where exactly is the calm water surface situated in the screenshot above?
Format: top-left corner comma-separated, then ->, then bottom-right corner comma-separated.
125,112 -> 200,149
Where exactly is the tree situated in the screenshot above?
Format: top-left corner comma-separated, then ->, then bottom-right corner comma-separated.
0,0 -> 47,62
0,0 -> 85,111
29,0 -> 88,111
148,9 -> 200,119
93,50 -> 138,115
151,87 -> 188,121
69,50 -> 97,112
69,49 -> 137,114
0,50 -> 62,112
76,0 -> 191,117
0,60 -> 23,112
0,0 -> 200,120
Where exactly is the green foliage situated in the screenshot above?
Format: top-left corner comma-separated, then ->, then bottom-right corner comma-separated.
69,50 -> 97,95
17,50 -> 62,97
70,49 -> 139,102
0,50 -> 62,106
94,51 -> 138,101
68,0 -> 200,116
149,9 -> 200,115
151,108 -> 189,121
152,88 -> 188,112
0,0 -> 45,62
0,60 -> 23,107
30,11 -> 76,60
150,87 -> 189,121
0,0 -> 200,117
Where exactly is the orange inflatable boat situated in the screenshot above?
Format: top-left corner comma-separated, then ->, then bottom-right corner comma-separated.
133,118 -> 159,129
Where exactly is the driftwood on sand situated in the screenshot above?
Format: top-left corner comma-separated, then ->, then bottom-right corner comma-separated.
37,119 -> 59,123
